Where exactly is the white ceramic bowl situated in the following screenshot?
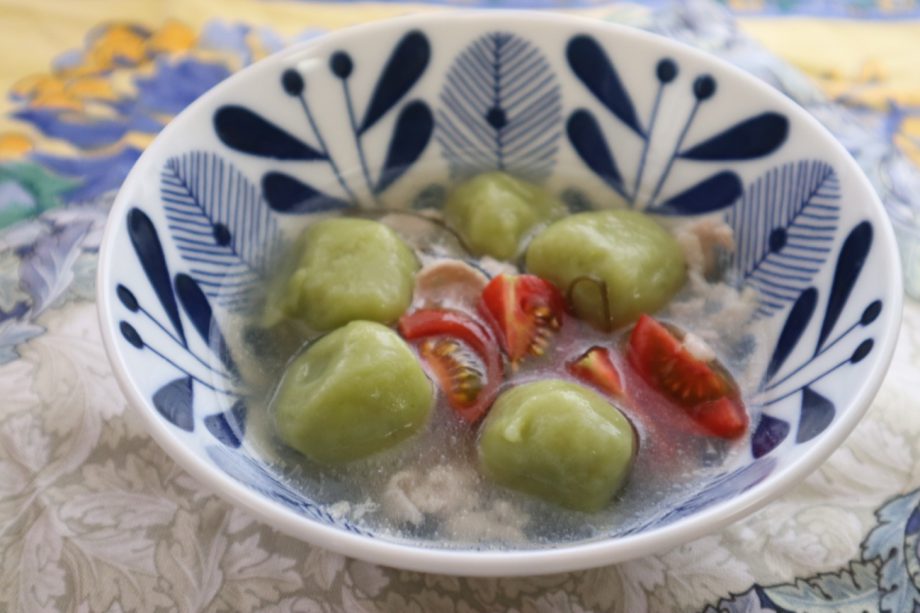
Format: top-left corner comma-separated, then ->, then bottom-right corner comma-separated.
97,12 -> 902,575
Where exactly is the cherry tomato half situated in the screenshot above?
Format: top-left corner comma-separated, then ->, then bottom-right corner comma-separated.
627,314 -> 747,439
479,274 -> 566,365
398,309 -> 503,424
566,346 -> 626,400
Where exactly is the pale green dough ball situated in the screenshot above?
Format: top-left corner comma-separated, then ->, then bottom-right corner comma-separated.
478,379 -> 636,512
273,321 -> 433,464
275,218 -> 418,331
444,172 -> 566,261
526,210 -> 685,329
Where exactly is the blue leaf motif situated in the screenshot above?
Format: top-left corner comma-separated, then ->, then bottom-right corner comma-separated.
116,285 -> 139,312
817,221 -> 873,353
162,152 -> 281,311
566,34 -> 643,137
566,109 -> 625,197
862,489 -> 920,613
751,414 -> 790,458
204,400 -> 247,448
796,386 -> 835,443
214,106 -> 325,161
261,172 -> 349,214
376,100 -> 434,194
680,112 -> 788,161
763,287 -> 817,386
726,160 -> 841,318
128,208 -> 186,346
153,376 -> 194,432
648,171 -> 741,216
174,273 -> 238,377
358,30 -> 430,135
119,321 -> 143,349
437,32 -> 562,180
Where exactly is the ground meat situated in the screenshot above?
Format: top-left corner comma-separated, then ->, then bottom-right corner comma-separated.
328,499 -> 377,522
380,462 -> 530,542
672,216 -> 735,279
443,500 -> 529,542
666,272 -> 760,340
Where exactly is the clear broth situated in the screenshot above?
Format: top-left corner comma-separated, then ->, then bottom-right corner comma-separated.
220,209 -> 766,549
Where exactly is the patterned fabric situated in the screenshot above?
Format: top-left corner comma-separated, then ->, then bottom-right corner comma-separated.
727,0 -> 920,18
1,1 -> 919,611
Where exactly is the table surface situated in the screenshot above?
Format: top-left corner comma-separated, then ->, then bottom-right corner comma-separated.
2,1 -> 919,611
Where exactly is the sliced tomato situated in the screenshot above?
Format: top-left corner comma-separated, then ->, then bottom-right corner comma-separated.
398,309 -> 502,424
627,314 -> 747,439
479,274 -> 566,364
567,346 -> 625,399
688,397 -> 748,440
627,315 -> 728,405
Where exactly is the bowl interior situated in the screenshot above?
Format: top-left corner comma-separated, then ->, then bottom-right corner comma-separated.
97,13 -> 901,574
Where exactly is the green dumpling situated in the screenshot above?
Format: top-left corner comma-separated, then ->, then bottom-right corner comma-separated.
444,172 -> 566,261
272,321 -> 433,464
270,218 -> 418,331
478,379 -> 636,512
525,210 -> 685,330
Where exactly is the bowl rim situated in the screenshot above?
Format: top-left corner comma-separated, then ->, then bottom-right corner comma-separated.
96,9 -> 904,576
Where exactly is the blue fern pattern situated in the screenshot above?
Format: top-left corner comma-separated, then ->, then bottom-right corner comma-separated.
215,31 -> 432,210
751,221 -> 878,457
437,32 -> 562,180
565,35 -> 788,211
161,151 -> 281,310
726,160 -> 841,317
120,207 -> 242,444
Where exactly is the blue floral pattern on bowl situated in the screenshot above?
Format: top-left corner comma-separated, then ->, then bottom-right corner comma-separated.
98,14 -> 901,571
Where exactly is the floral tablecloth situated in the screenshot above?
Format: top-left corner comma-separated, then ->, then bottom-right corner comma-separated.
2,1 -> 920,611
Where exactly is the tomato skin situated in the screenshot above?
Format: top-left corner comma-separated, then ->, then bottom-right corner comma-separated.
628,315 -> 727,405
688,396 -> 748,439
566,346 -> 625,399
399,309 -> 493,356
479,274 -> 566,364
627,314 -> 748,439
398,309 -> 502,424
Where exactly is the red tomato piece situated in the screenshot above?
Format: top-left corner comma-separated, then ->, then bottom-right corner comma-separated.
566,346 -> 625,399
398,309 -> 502,424
479,274 -> 566,364
687,396 -> 748,440
627,314 -> 748,439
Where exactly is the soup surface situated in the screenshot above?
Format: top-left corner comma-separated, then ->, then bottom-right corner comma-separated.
224,172 -> 766,548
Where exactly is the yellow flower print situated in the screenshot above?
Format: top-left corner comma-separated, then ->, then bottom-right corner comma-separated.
0,133 -> 33,160
896,116 -> 920,169
147,20 -> 197,55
